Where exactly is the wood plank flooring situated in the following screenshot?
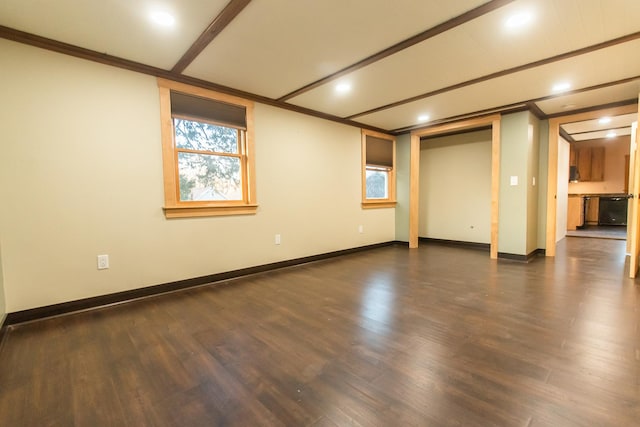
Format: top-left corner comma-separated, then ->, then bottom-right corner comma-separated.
0,238 -> 639,426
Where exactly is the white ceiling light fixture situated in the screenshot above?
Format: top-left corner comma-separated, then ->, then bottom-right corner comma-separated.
505,11 -> 533,29
598,117 -> 612,125
335,83 -> 352,94
552,82 -> 571,93
417,114 -> 430,122
150,10 -> 176,27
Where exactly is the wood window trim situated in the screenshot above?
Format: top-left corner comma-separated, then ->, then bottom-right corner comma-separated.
158,78 -> 257,218
361,129 -> 396,208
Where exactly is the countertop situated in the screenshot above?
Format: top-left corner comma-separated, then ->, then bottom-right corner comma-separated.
568,193 -> 627,197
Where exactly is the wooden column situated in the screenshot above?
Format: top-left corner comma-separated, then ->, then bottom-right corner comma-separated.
546,119 -> 560,257
490,118 -> 501,259
409,134 -> 420,248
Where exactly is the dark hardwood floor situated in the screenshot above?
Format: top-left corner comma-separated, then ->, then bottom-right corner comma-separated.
1,238 -> 639,426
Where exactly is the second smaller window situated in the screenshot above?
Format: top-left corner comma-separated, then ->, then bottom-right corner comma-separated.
362,129 -> 396,208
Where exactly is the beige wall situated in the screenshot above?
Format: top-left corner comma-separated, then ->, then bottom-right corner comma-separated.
556,138 -> 570,242
568,136 -> 631,194
0,40 -> 395,312
499,112 -> 528,255
419,130 -> 492,243
499,111 -> 541,256
526,113 -> 541,254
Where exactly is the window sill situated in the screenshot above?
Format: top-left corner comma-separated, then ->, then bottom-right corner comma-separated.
361,201 -> 397,209
163,204 -> 258,218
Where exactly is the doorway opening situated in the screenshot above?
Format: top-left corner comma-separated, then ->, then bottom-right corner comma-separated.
419,127 -> 493,247
409,114 -> 501,258
559,113 -> 636,242
545,102 -> 639,276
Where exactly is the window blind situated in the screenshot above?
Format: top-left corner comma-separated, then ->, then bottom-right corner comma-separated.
171,91 -> 247,130
366,135 -> 393,167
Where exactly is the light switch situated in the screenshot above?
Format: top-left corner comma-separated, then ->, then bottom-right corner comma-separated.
510,176 -> 518,186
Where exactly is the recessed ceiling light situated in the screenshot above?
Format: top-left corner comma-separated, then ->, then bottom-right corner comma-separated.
417,114 -> 430,122
335,83 -> 351,94
606,131 -> 617,138
505,11 -> 533,29
598,117 -> 612,125
150,11 -> 175,27
552,82 -> 571,93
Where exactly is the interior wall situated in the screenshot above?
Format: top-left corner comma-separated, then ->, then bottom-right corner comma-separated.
526,113 -> 540,255
537,119 -> 549,249
418,130 -> 492,243
556,137 -> 570,242
0,39 -> 395,312
568,136 -> 631,194
395,133 -> 410,242
499,112 -> 529,255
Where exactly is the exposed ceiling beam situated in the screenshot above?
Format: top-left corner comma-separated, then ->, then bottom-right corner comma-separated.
536,78 -> 640,106
390,96 -> 639,135
0,25 -> 389,135
559,128 -> 575,143
546,98 -> 639,119
527,102 -> 547,120
391,103 -> 529,134
1,24 -> 637,136
419,125 -> 492,141
277,0 -> 517,102
171,0 -> 252,74
0,24 -> 166,76
347,31 -> 640,120
567,127 -> 631,136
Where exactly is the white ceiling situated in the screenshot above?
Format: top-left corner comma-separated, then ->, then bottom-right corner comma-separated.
569,127 -> 632,141
1,0 -> 639,133
184,0 -> 488,99
0,0 -> 230,69
561,112 -> 636,141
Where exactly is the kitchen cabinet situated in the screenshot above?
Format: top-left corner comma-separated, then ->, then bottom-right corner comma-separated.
567,195 -> 583,230
567,194 -> 626,229
573,146 -> 604,182
590,147 -> 604,181
577,147 -> 592,181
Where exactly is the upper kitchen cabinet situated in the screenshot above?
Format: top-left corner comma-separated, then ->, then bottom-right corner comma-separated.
572,145 -> 605,182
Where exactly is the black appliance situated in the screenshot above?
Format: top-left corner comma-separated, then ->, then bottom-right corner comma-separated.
598,197 -> 627,226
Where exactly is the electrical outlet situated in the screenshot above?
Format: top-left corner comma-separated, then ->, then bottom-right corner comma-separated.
275,234 -> 281,245
97,254 -> 109,270
358,225 -> 363,233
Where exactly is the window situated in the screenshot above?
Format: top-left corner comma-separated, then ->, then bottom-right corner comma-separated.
361,129 -> 396,208
158,78 -> 257,218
